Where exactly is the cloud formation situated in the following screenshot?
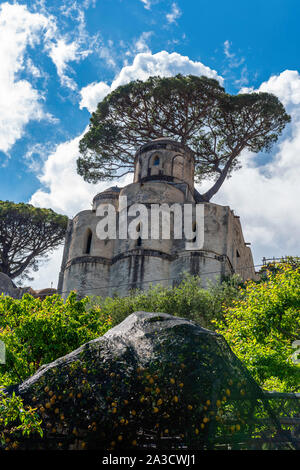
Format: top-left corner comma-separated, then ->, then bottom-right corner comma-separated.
211,70 -> 300,263
79,50 -> 223,112
47,38 -> 90,90
0,2 -> 94,154
0,3 -> 52,153
166,2 -> 182,24
140,0 -> 153,10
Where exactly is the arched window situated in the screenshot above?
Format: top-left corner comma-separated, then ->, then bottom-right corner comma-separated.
147,152 -> 162,176
84,228 -> 93,254
191,221 -> 197,243
153,155 -> 160,166
136,223 -> 142,246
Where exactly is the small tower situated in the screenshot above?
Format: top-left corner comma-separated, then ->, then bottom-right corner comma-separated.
134,138 -> 194,189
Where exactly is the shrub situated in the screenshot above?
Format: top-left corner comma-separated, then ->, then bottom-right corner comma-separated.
214,264 -> 300,392
87,274 -> 242,330
0,291 -> 112,387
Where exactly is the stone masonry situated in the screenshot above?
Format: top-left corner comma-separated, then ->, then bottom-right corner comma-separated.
58,138 -> 256,299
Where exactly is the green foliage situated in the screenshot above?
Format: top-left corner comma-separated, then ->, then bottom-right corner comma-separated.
86,274 -> 242,330
0,292 -> 112,387
0,267 -> 299,445
0,391 -> 43,449
0,200 -> 68,281
78,74 -> 290,200
214,264 -> 300,392
0,292 -> 112,443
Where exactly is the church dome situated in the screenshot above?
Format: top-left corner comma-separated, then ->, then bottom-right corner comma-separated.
92,186 -> 122,210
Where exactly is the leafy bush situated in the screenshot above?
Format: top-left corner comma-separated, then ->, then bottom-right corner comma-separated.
87,274 -> 242,330
0,291 -> 112,444
0,391 -> 43,449
0,291 -> 112,388
0,267 -> 298,445
214,264 -> 300,392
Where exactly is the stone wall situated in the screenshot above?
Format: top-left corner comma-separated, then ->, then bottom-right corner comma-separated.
58,138 -> 257,299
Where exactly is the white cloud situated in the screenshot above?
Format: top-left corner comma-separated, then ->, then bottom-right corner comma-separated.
80,50 -> 223,112
47,38 -> 90,90
26,57 -> 42,78
29,130 -> 132,217
258,70 -> 300,108
0,2 -> 94,154
166,2 -> 181,24
30,133 -> 105,216
79,82 -> 111,113
29,246 -> 64,290
0,2 -> 54,153
140,0 -> 152,10
223,40 -> 245,69
224,40 -> 234,59
207,70 -> 300,264
134,31 -> 153,53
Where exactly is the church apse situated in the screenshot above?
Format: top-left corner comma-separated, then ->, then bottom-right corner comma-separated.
58,138 -> 256,299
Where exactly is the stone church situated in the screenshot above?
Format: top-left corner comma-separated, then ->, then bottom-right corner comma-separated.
58,138 -> 256,299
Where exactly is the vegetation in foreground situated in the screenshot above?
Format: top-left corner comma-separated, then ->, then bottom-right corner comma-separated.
0,263 -> 299,447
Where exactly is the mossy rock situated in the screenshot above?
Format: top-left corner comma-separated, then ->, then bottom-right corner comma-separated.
5,312 -> 285,450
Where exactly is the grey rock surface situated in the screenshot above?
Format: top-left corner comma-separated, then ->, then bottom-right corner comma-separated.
8,311 -> 282,450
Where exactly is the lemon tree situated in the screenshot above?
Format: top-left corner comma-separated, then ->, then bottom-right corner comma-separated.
215,264 -> 300,392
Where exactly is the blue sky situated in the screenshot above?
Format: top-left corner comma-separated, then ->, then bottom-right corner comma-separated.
1,0 -> 300,287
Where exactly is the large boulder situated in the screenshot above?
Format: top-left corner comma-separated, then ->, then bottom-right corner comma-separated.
5,311 -> 286,450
